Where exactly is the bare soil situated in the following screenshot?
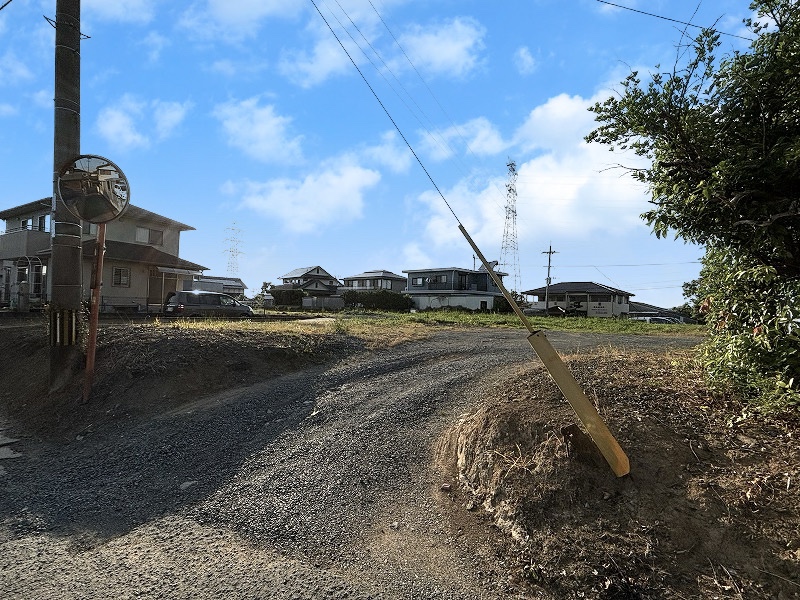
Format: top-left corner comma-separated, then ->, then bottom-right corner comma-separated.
1,320 -> 798,599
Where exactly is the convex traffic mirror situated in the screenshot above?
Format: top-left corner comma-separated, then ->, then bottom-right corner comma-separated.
57,155 -> 130,224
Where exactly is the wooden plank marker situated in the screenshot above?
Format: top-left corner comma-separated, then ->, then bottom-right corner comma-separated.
458,224 -> 630,477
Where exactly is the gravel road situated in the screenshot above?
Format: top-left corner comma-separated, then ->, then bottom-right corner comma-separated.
0,328 -> 699,599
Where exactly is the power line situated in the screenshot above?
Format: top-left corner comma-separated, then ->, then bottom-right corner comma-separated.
309,0 -> 460,224
555,261 -> 701,267
596,0 -> 755,41
0,0 -> 14,13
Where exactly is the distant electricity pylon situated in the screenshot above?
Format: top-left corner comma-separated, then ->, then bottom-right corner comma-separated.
224,223 -> 242,276
500,159 -> 521,293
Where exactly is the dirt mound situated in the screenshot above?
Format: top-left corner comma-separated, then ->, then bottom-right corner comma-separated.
1,322 -> 362,438
438,349 -> 800,599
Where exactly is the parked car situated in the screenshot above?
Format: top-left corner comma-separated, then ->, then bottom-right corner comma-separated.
163,290 -> 254,318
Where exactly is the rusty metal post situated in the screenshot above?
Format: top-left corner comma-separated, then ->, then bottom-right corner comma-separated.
83,223 -> 105,401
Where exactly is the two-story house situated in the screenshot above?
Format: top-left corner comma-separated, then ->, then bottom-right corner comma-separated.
402,265 -> 507,311
522,281 -> 632,318
340,269 -> 406,293
277,266 -> 341,296
0,198 -> 208,313
0,199 -> 53,308
275,266 -> 343,310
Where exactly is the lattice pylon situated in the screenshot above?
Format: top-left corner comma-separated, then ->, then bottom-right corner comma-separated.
500,159 -> 521,293
224,223 -> 242,276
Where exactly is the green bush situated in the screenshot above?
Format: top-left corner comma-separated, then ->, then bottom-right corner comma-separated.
341,289 -> 413,311
270,289 -> 304,307
694,247 -> 800,409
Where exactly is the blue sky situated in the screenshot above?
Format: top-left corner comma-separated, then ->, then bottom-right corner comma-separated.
0,0 -> 757,308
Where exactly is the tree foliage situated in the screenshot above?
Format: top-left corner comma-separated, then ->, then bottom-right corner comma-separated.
586,0 -> 800,409
586,1 -> 800,276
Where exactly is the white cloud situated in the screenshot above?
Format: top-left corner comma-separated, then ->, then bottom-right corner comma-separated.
362,131 -> 412,173
209,59 -> 269,78
153,100 -> 192,139
82,0 -> 157,23
514,46 -> 537,75
0,103 -> 16,117
96,96 -> 149,150
96,95 -> 192,150
513,93 -> 598,152
179,0 -> 302,41
421,117 -> 506,161
141,31 -> 169,63
278,34 -> 352,88
411,91 -> 652,259
0,51 -> 33,86
398,17 -> 485,78
212,97 -> 303,164
233,156 -> 381,233
402,242 -> 432,269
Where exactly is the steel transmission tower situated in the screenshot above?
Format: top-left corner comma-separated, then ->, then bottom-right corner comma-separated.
224,223 -> 242,276
500,159 -> 521,293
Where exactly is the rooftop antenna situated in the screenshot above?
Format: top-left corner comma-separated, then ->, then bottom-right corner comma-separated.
500,159 -> 520,293
224,223 -> 242,276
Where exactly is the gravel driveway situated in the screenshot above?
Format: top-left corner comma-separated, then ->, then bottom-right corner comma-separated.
0,328 -> 699,599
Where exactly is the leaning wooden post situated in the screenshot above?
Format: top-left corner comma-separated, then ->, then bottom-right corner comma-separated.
458,224 -> 630,477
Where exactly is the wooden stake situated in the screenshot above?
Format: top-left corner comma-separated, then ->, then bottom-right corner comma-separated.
457,223 -> 630,477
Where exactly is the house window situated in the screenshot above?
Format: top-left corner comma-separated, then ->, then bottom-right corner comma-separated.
590,294 -> 611,302
37,215 -> 47,231
136,226 -> 163,245
412,277 -> 424,286
20,219 -> 29,230
112,267 -> 131,287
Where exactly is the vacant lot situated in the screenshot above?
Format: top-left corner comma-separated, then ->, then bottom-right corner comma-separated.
0,320 -> 797,599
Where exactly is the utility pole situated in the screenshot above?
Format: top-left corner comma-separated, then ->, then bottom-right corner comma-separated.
49,0 -> 84,391
542,245 -> 558,315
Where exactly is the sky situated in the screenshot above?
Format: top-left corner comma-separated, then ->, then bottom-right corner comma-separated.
0,0 -> 760,308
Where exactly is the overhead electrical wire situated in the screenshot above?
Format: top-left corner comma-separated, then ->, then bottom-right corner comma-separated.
320,0 -> 458,164
596,0 -> 755,41
0,0 -> 14,13
309,0 -> 461,224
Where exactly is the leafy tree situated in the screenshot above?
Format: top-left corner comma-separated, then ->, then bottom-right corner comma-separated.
586,0 -> 800,408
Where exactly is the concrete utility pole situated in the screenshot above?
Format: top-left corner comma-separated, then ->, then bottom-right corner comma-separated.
49,0 -> 83,391
542,245 -> 558,315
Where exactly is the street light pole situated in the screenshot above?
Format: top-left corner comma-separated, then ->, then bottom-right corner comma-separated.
50,0 -> 84,392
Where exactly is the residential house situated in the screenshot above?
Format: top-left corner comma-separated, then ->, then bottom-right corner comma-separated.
188,275 -> 247,297
402,265 -> 507,311
277,266 -> 343,310
0,198 -> 208,312
0,198 -> 50,307
523,281 -> 632,318
340,269 -> 406,293
629,301 -> 691,323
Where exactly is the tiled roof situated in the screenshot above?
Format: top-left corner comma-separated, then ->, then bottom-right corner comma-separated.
83,239 -> 208,271
522,281 -> 634,296
343,270 -> 405,280
0,198 -> 51,219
